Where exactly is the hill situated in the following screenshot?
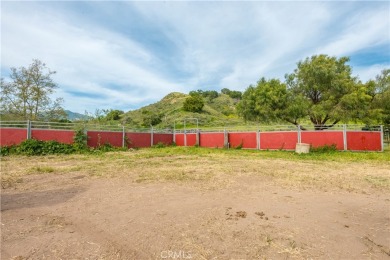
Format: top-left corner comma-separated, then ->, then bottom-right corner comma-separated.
65,110 -> 90,121
121,92 -> 255,129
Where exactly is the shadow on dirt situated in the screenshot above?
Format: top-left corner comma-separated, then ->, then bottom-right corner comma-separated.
1,186 -> 86,211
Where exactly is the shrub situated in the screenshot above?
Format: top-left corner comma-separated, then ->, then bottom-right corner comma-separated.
310,144 -> 338,153
14,139 -> 74,155
0,145 -> 15,156
183,94 -> 204,113
73,128 -> 88,151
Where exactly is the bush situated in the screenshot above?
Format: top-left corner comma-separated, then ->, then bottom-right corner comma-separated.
310,144 -> 338,153
0,145 -> 15,156
183,94 -> 204,113
73,128 -> 88,152
15,139 -> 75,155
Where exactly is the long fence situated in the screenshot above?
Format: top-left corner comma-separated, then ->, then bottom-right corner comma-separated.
0,121 -> 385,152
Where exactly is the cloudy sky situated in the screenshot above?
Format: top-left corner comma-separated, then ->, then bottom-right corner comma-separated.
1,1 -> 389,113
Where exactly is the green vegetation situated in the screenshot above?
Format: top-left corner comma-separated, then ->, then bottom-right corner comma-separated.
0,59 -> 66,121
239,55 -> 388,130
183,92 -> 205,113
121,91 -> 247,129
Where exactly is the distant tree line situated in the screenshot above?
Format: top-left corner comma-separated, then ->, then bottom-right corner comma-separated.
2,56 -> 388,130
237,55 -> 389,129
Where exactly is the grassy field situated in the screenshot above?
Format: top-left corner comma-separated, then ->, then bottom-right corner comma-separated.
2,146 -> 390,192
2,147 -> 390,259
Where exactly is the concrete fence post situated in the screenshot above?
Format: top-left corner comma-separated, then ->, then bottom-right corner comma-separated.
224,128 -> 228,148
380,125 -> 384,152
196,129 -> 200,146
173,125 -> 176,143
27,120 -> 31,140
122,126 -> 125,148
184,129 -> 187,147
343,124 -> 347,151
297,125 -> 301,143
151,126 -> 154,147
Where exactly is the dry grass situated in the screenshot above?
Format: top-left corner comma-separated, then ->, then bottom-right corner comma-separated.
1,147 -> 390,193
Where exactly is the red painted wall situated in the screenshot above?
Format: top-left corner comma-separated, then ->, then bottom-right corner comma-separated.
228,132 -> 257,149
153,133 -> 173,146
88,131 -> 123,148
186,134 -> 197,146
301,131 -> 344,150
174,133 -> 185,146
347,131 -> 382,151
199,132 -> 224,148
174,133 -> 197,146
260,132 -> 298,150
32,129 -> 75,144
0,128 -> 27,146
126,133 -> 151,148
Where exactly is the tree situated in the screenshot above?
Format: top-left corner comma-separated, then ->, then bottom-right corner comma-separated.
183,93 -> 204,113
285,54 -> 374,129
141,110 -> 162,127
0,59 -> 65,120
238,55 -> 378,129
237,78 -> 307,124
221,88 -> 242,99
105,109 -> 124,121
370,69 -> 390,124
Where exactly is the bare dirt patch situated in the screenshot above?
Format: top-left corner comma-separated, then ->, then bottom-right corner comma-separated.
1,150 -> 390,259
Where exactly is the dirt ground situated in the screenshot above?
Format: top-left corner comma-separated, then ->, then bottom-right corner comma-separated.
1,150 -> 390,259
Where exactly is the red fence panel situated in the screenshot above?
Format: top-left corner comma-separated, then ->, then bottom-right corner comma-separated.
32,129 -> 75,144
186,134 -> 197,146
260,132 -> 297,150
228,132 -> 257,149
126,132 -> 151,148
174,133 -> 197,146
347,131 -> 381,151
153,133 -> 173,146
174,133 -> 185,146
199,132 -> 224,148
0,128 -> 27,146
88,131 -> 123,148
301,131 -> 344,150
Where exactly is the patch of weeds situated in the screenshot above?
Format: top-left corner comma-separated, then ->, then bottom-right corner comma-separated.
310,144 -> 338,153
152,142 -> 167,148
28,166 -> 56,174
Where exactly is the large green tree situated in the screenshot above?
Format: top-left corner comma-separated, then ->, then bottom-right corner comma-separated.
0,59 -> 65,120
369,69 -> 390,124
183,93 -> 204,113
238,55 -> 378,129
237,78 -> 307,125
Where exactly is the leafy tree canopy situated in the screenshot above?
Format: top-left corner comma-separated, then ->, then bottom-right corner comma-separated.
1,59 -> 65,120
183,93 -> 204,113
238,54 -> 382,129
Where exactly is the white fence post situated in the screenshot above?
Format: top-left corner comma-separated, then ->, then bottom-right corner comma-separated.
122,126 -> 125,148
343,124 -> 347,151
297,125 -> 301,143
151,126 -> 154,147
380,125 -> 384,152
196,129 -> 200,146
27,120 -> 31,139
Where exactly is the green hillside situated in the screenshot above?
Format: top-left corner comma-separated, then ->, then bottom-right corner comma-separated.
121,92 -> 255,129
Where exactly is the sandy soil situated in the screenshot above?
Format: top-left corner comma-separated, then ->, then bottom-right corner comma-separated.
1,154 -> 390,259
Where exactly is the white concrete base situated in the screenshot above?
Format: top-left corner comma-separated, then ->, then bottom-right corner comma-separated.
295,143 -> 310,154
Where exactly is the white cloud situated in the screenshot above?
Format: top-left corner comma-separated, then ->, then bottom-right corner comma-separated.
1,1 -> 389,113
1,3 -> 186,112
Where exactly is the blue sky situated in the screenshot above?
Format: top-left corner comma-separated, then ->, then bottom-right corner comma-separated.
1,1 -> 389,114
